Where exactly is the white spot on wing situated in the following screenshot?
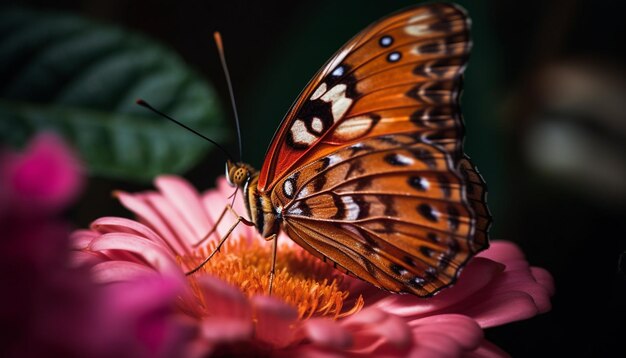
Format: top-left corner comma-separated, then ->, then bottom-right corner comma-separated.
327,154 -> 342,166
388,52 -> 401,62
420,132 -> 433,144
421,177 -> 431,190
332,66 -> 344,77
311,117 -> 324,133
331,98 -> 352,122
405,24 -> 431,36
310,82 -> 327,100
288,202 -> 303,216
395,154 -> 414,165
432,207 -> 441,220
321,84 -> 347,102
296,186 -> 309,199
333,116 -> 374,140
320,84 -> 353,122
283,179 -> 294,197
341,196 -> 360,221
291,119 -> 317,145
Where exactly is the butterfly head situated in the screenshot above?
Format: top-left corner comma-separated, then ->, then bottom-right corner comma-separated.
225,160 -> 253,187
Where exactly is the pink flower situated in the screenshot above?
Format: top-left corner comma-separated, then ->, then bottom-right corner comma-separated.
0,133 -> 83,216
73,175 -> 555,357
0,135 -> 191,358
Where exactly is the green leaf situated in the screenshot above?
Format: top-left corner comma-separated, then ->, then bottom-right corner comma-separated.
0,8 -> 224,182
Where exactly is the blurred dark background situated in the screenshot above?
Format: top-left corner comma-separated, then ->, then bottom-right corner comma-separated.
2,0 -> 625,356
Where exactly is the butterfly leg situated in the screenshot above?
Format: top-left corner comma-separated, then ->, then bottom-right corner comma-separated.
266,234 -> 278,295
186,209 -> 254,275
192,204 -> 248,248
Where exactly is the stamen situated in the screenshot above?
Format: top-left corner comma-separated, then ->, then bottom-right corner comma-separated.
180,238 -> 363,320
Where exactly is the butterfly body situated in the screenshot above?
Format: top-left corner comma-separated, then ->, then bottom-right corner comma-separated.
223,3 -> 491,297
226,161 -> 279,239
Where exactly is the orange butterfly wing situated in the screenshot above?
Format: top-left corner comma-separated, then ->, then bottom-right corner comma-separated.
259,3 -> 490,296
270,134 -> 488,296
271,133 -> 472,296
258,3 -> 470,192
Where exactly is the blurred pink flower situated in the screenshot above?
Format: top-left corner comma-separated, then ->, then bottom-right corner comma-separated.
73,175 -> 555,357
0,134 -> 192,358
0,133 -> 83,216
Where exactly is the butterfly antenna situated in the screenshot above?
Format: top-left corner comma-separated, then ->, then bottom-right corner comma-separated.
136,99 -> 234,162
214,31 -> 243,162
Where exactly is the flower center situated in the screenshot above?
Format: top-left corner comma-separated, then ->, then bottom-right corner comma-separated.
181,237 -> 363,319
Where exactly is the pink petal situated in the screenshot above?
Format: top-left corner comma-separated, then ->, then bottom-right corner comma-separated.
155,176 -> 212,245
200,319 -> 253,343
202,177 -> 261,243
197,278 -> 254,342
376,241 -> 554,333
198,276 -> 252,320
2,133 -> 83,213
70,229 -> 100,249
103,276 -> 183,314
342,308 -> 412,354
70,250 -> 104,267
200,190 -> 256,244
304,318 -> 352,349
368,313 -> 412,348
116,191 -> 189,255
99,277 -> 192,357
252,296 -> 299,348
342,306 -> 388,326
463,291 -> 539,328
91,260 -> 158,283
410,314 -> 482,351
531,267 -> 556,297
489,270 -> 553,314
89,232 -> 184,280
410,332 -> 463,357
91,216 -> 177,256
376,258 -> 503,317
446,263 -> 553,327
478,241 -> 526,264
216,177 -> 244,212
144,192 -> 198,248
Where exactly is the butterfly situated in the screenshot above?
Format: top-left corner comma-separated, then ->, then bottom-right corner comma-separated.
190,2 -> 491,297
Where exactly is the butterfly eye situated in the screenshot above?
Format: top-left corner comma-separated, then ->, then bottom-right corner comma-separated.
232,167 -> 249,186
225,161 -> 248,187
